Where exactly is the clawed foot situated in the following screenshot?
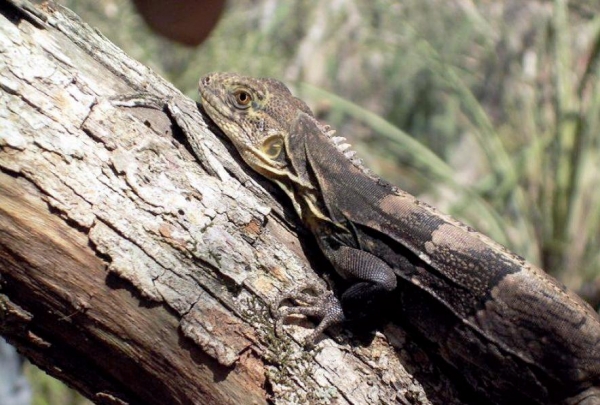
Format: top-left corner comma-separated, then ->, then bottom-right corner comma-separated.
271,282 -> 345,347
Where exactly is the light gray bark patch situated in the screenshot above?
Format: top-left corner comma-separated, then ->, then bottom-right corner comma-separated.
155,270 -> 203,315
89,221 -> 164,301
193,225 -> 255,285
181,293 -> 255,367
82,100 -> 120,150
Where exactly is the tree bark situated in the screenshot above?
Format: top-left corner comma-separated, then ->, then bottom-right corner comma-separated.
0,1 -> 462,404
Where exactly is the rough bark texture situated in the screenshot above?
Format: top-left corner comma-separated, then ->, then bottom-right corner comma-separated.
0,1 -> 463,404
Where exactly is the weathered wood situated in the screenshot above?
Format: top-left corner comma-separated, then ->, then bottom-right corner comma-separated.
0,1 -> 461,404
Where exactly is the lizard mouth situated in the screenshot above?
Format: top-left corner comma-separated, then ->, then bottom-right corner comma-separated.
198,75 -> 229,117
198,75 -> 267,171
198,81 -> 225,120
198,79 -> 249,141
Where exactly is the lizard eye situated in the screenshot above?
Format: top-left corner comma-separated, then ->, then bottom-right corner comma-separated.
233,89 -> 252,109
262,136 -> 284,159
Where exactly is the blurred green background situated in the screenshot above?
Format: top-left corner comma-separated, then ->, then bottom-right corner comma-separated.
23,0 -> 600,403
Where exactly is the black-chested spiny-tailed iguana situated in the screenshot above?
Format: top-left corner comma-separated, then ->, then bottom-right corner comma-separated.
197,72 -> 600,405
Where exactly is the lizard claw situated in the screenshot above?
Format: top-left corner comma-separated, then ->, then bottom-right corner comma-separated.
271,282 -> 345,346
270,282 -> 324,315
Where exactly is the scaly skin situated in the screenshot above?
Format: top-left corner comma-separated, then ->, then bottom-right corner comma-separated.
198,72 -> 600,405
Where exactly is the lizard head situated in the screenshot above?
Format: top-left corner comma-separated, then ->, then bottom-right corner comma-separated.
199,72 -> 314,179
199,72 -> 359,227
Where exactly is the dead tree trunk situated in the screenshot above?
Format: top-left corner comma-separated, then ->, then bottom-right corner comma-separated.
0,1 -> 462,404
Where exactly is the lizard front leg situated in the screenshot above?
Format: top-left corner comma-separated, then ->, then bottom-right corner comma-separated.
274,246 -> 397,345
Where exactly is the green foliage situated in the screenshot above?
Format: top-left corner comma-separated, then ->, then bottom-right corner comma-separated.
24,363 -> 92,405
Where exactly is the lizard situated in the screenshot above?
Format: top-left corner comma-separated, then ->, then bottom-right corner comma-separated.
197,72 -> 600,405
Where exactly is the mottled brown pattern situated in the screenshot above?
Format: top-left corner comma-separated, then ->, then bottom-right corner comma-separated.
199,72 -> 600,405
